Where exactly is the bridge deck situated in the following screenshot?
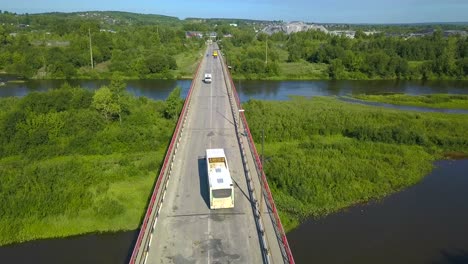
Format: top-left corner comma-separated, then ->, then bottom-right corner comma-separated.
130,44 -> 290,264
144,45 -> 282,264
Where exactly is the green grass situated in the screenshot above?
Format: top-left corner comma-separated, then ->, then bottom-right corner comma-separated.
277,61 -> 328,80
6,80 -> 27,83
276,47 -> 289,62
263,137 -> 433,231
0,86 -> 182,245
408,60 -> 425,70
353,94 -> 468,110
231,61 -> 329,80
0,152 -> 162,244
244,97 -> 468,231
172,49 -> 203,79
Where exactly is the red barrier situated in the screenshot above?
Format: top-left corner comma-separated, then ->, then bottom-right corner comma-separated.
129,59 -> 203,264
223,60 -> 295,264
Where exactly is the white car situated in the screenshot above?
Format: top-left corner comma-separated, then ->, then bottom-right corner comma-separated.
204,73 -> 212,83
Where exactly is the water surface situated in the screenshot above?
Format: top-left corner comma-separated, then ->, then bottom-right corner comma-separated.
287,159 -> 468,264
236,80 -> 468,101
0,78 -> 192,100
339,97 -> 468,114
0,231 -> 138,264
1,78 -> 467,103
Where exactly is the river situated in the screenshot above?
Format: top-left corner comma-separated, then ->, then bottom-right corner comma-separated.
0,78 -> 467,263
0,231 -> 138,264
288,159 -> 468,264
1,78 -> 468,101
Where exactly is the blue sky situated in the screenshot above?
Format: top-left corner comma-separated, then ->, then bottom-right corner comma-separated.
1,0 -> 467,23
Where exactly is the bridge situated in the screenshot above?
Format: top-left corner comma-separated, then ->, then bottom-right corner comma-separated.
129,43 -> 294,264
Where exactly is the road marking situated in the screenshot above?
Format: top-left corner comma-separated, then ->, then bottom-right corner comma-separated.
208,208 -> 211,264
209,56 -> 213,149
167,212 -> 245,217
208,47 -> 213,264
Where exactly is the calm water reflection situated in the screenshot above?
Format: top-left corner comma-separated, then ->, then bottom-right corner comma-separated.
287,160 -> 468,264
0,79 -> 192,100
1,78 -> 467,102
236,80 -> 468,101
0,231 -> 138,264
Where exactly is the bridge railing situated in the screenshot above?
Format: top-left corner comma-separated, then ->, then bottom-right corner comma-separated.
129,56 -> 203,264
219,54 -> 295,264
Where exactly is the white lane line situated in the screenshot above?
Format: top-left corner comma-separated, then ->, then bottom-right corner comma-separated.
207,212 -> 211,264
209,56 -> 213,149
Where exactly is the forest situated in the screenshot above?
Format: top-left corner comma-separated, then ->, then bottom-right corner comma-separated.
0,80 -> 183,245
221,28 -> 468,80
1,11 -> 467,81
243,97 -> 468,230
0,11 -> 204,79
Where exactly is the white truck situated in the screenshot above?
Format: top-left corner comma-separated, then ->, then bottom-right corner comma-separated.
206,149 -> 234,209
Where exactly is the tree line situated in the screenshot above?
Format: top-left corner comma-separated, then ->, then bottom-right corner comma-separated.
221,27 -> 468,80
0,12 -> 204,79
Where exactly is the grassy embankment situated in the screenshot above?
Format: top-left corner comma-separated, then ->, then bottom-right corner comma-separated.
72,48 -> 203,80
0,84 -> 183,246
268,48 -> 328,80
244,97 -> 468,231
172,49 -> 204,79
353,94 -> 468,110
227,43 -> 329,80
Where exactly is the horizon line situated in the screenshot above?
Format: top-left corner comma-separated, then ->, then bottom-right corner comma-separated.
2,9 -> 468,25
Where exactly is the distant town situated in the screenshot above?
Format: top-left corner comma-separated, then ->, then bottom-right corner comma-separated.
2,11 -> 467,41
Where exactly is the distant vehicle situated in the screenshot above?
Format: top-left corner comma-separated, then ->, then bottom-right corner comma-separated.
213,50 -> 218,58
206,149 -> 234,209
204,73 -> 212,83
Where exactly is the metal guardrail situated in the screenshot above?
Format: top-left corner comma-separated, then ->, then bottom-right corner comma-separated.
128,58 -> 203,264
219,55 -> 296,264
219,54 -> 271,263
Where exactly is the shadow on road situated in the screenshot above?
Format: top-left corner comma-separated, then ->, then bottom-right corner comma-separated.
198,157 -> 210,209
432,249 -> 468,264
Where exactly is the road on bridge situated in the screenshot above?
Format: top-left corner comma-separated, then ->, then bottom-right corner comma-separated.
142,44 -> 285,263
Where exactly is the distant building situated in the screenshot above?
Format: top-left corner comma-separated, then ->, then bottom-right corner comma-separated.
46,41 -> 70,47
208,32 -> 217,38
229,23 -> 238,27
444,30 -> 468,37
262,22 -> 328,35
185,31 -> 203,38
100,29 -> 117,33
329,30 -> 355,38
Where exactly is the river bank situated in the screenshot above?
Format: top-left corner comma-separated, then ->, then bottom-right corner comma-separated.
0,86 -> 182,246
244,96 -> 468,231
352,93 -> 468,110
287,159 -> 468,264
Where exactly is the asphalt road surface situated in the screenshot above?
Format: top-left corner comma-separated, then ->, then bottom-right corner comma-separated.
146,45 -> 265,264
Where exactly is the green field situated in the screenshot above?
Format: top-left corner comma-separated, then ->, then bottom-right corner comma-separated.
244,97 -> 468,231
172,49 -> 204,79
353,94 -> 468,110
0,82 -> 182,245
276,61 -> 328,80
